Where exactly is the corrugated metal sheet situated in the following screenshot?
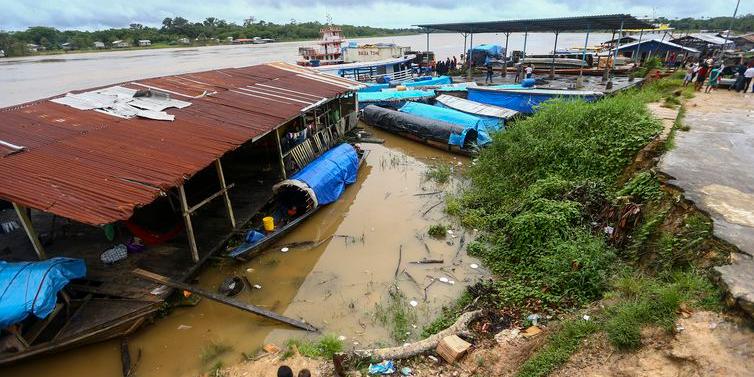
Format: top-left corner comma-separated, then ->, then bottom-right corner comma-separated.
0,63 -> 362,225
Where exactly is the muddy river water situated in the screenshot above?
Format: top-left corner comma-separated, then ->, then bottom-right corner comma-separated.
2,126 -> 488,377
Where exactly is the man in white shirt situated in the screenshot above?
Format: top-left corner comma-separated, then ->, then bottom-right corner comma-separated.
525,64 -> 534,79
744,66 -> 754,93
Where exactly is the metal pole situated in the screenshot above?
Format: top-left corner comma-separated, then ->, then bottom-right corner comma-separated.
502,32 -> 509,77
522,30 -> 528,64
179,185 -> 199,263
12,202 -> 45,260
467,31 -> 474,80
579,26 -> 591,80
635,29 -> 644,64
426,31 -> 430,53
214,159 -> 236,229
723,0 -> 740,57
463,33 -> 467,64
550,31 -> 559,79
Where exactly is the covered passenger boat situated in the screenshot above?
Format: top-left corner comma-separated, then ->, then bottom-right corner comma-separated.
361,105 -> 478,155
228,144 -> 367,260
357,89 -> 436,109
467,85 -> 603,114
358,76 -> 452,93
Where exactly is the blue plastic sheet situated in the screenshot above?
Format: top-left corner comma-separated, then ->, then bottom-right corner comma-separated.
0,257 -> 86,328
368,360 -> 395,374
358,90 -> 436,105
358,76 -> 451,93
467,87 -> 600,114
399,102 -> 492,146
291,144 -> 359,205
434,102 -> 504,134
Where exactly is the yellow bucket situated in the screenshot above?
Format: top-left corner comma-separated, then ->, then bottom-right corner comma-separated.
262,216 -> 275,232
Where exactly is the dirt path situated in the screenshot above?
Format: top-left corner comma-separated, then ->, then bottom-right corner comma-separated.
659,90 -> 754,315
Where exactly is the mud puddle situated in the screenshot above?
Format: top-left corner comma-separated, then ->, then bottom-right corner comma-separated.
2,125 -> 487,377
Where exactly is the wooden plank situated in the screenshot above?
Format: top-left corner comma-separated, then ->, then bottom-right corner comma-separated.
274,128 -> 287,179
187,183 -> 236,214
132,268 -> 318,332
178,185 -> 199,263
12,202 -> 45,259
214,159 -> 236,229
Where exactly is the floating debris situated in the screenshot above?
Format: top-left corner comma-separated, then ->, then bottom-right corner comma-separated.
338,335 -> 347,341
253,284 -> 262,289
470,263 -> 479,269
409,300 -> 418,307
281,247 -> 289,253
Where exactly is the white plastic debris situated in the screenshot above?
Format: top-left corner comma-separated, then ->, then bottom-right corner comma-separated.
177,324 -> 192,330
338,335 -> 347,341
439,277 -> 449,283
582,315 -> 591,321
409,300 -> 418,307
150,285 -> 170,295
447,229 -> 454,235
281,247 -> 289,253
527,314 -> 541,326
246,268 -> 254,273
449,280 -> 456,285
676,324 -> 685,332
470,263 -> 479,269
253,284 -> 262,289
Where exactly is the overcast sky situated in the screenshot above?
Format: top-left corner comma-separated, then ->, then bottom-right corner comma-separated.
1,0 -> 750,31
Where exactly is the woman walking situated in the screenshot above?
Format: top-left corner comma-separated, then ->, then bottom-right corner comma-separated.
705,65 -> 721,93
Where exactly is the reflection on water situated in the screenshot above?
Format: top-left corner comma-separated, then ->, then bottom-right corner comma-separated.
1,127 -> 487,377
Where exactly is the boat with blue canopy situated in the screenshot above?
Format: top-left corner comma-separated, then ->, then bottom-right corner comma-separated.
398,102 -> 494,146
227,144 -> 367,260
357,89 -> 436,109
434,94 -> 519,132
358,76 -> 452,93
467,85 -> 603,114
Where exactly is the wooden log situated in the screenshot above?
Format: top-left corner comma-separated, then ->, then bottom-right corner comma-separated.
132,268 -> 318,332
410,259 -> 444,264
353,310 -> 482,360
394,245 -> 403,279
120,338 -> 131,377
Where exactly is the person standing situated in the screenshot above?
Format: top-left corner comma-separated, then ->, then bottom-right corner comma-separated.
485,62 -> 494,84
525,64 -> 534,79
705,65 -> 721,93
452,56 -> 457,70
683,64 -> 695,87
745,64 -> 754,93
734,60 -> 747,92
695,63 -> 709,92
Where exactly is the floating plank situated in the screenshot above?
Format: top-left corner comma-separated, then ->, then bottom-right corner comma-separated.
132,268 -> 318,332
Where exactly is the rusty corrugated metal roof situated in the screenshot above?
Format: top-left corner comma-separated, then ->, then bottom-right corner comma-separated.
0,63 -> 361,225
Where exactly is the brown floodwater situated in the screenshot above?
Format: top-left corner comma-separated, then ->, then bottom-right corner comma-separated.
2,125 -> 488,377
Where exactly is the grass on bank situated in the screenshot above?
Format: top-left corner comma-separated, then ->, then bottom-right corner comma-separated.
424,164 -> 452,184
283,335 -> 344,360
433,75 -> 730,376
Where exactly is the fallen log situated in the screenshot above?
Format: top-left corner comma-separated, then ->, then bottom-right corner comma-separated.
410,258 -> 444,264
132,268 -> 318,332
353,310 -> 483,360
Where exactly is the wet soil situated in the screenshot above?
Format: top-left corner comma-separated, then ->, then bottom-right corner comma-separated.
1,125 -> 486,377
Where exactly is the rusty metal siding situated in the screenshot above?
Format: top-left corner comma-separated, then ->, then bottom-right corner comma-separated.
0,63 -> 360,225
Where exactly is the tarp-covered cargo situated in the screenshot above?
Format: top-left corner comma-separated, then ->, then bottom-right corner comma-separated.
0,257 -> 86,328
362,105 -> 478,150
398,102 -> 493,146
467,87 -> 602,114
469,44 -> 504,65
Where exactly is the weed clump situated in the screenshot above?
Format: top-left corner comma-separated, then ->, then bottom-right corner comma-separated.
374,287 -> 418,342
427,223 -> 448,238
424,164 -> 452,184
284,335 -> 344,359
200,341 -> 232,365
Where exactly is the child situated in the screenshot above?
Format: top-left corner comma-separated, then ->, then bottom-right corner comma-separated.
683,64 -> 694,87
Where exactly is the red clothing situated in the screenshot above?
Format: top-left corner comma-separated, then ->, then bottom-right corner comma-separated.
697,66 -> 709,78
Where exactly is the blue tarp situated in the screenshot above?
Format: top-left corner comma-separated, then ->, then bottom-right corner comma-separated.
399,102 -> 492,146
291,144 -> 359,205
0,257 -> 86,328
434,102 -> 504,134
358,90 -> 436,105
358,76 -> 451,93
467,87 -> 601,114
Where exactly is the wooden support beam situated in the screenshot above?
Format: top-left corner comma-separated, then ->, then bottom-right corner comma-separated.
214,159 -> 236,229
274,128 -> 287,179
178,185 -> 199,263
187,183 -> 236,214
132,268 -> 318,332
12,202 -> 45,260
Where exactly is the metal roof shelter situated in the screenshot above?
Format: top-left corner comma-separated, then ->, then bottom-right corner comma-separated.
0,62 -> 361,260
416,14 -> 652,33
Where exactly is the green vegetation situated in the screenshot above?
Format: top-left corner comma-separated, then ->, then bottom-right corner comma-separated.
0,19 -> 418,57
660,14 -> 754,33
427,223 -> 448,238
424,164 -> 452,184
517,319 -> 600,377
284,334 -> 344,359
200,341 -> 232,365
374,287 -> 418,342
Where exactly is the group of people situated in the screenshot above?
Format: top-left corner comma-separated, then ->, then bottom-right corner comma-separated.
434,56 -> 459,75
683,57 -> 754,94
277,365 -> 310,377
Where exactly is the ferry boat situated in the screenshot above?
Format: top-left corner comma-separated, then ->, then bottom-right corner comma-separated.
297,26 -> 346,66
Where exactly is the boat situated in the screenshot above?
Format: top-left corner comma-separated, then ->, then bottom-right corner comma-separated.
434,94 -> 519,128
357,89 -> 436,109
0,258 -> 160,365
361,105 -> 479,155
313,55 -> 417,82
227,143 -> 367,261
467,85 -> 603,114
297,26 -> 346,66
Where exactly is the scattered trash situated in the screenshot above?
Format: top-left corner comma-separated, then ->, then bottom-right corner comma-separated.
245,268 -> 254,273
676,324 -> 685,332
470,263 -> 479,269
427,355 -> 440,363
448,280 -> 455,285
353,341 -> 359,346
472,228 -> 478,232
603,226 -> 614,236
447,229 -> 454,235
263,343 -> 281,353
338,335 -> 347,341
456,161 -> 463,166
527,313 -> 541,326
582,314 -> 591,321
368,360 -> 395,374
252,284 -> 262,289
439,277 -> 449,283
177,324 -> 192,330
218,276 -> 244,296
437,334 -> 472,363
281,247 -> 289,253
400,367 -> 413,376
100,244 -> 128,264
523,326 -> 543,338
150,285 -> 169,295
409,300 -> 418,307
708,322 -> 718,329
494,328 -> 521,344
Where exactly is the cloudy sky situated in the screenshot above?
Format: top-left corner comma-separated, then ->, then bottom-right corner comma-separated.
1,0 -> 750,30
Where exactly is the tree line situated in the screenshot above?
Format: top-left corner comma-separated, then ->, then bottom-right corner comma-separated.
0,17 -> 418,57
660,14 -> 754,33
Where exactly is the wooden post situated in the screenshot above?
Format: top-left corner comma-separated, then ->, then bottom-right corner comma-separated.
502,32 -> 509,77
274,128 -> 287,179
178,185 -> 199,263
12,202 -> 45,260
214,159 -> 236,229
550,31 -> 560,79
466,31 -> 474,81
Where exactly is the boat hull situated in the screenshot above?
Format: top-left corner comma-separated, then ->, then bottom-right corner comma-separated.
467,87 -> 602,114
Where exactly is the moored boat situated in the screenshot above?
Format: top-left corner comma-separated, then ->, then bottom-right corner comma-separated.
467,85 -> 603,114
227,144 -> 367,261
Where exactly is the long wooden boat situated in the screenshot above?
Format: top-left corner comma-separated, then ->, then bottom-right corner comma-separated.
227,143 -> 367,261
466,86 -> 603,114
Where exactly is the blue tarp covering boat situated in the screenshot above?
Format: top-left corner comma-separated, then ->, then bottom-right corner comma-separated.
398,102 -> 493,146
467,86 -> 603,114
469,44 -> 504,65
0,257 -> 86,328
358,76 -> 452,93
289,143 -> 359,205
358,89 -> 436,108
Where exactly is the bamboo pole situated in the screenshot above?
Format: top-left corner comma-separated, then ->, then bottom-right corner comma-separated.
178,185 -> 199,263
214,159 -> 236,229
275,127 -> 287,179
550,31 -> 560,79
12,202 -> 45,260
